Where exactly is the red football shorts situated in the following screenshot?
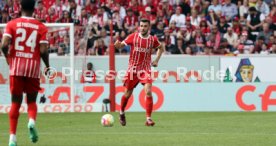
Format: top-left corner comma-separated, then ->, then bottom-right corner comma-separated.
123,71 -> 152,90
10,76 -> 41,95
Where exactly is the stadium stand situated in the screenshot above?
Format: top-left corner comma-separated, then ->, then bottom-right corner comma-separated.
0,0 -> 275,56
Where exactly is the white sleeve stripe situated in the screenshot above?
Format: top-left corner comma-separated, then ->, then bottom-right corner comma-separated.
122,41 -> 127,46
39,40 -> 49,44
3,33 -> 12,38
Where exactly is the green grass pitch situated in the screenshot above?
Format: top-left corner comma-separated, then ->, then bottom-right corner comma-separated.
1,112 -> 276,146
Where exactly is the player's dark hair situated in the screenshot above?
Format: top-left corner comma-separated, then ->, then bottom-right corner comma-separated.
140,19 -> 150,25
21,0 -> 36,13
87,62 -> 93,68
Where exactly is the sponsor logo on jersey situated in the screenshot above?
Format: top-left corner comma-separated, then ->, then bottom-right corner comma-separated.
134,47 -> 150,53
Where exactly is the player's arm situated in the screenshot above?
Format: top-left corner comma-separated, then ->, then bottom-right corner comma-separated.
114,33 -> 134,49
40,43 -> 49,68
1,35 -> 10,57
114,40 -> 126,49
40,43 -> 52,77
1,35 -> 11,65
152,37 -> 164,67
39,26 -> 50,75
152,45 -> 164,67
1,22 -> 12,65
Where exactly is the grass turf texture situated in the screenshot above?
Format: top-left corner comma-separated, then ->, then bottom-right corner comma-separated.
0,112 -> 276,146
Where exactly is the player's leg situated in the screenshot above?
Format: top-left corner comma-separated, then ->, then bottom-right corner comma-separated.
27,92 -> 38,123
9,76 -> 24,146
9,94 -> 23,146
119,89 -> 133,126
120,72 -> 139,126
139,71 -> 155,126
25,77 -> 41,143
144,83 -> 155,126
26,92 -> 39,143
120,89 -> 133,114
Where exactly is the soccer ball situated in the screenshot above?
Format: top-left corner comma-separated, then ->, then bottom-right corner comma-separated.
101,114 -> 114,127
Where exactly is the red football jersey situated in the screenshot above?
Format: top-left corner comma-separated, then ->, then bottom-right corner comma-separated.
81,70 -> 96,83
122,32 -> 161,72
3,16 -> 48,78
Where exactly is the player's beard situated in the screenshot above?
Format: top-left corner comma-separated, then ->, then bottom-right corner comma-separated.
141,29 -> 148,37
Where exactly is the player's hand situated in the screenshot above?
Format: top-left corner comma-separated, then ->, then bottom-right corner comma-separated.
44,67 -> 50,77
40,94 -> 46,104
151,60 -> 158,67
114,40 -> 121,49
5,58 -> 9,65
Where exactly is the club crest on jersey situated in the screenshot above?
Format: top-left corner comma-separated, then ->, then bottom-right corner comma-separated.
134,47 -> 150,53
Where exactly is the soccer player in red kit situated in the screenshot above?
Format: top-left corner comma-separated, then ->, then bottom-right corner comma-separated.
114,19 -> 164,126
0,0 -> 50,145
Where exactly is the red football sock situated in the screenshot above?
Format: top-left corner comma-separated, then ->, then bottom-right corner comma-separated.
120,95 -> 129,113
9,102 -> 21,134
27,102 -> 37,120
146,96 -> 153,118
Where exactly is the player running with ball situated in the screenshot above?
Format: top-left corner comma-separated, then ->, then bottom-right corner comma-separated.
115,19 -> 164,126
1,0 -> 49,145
